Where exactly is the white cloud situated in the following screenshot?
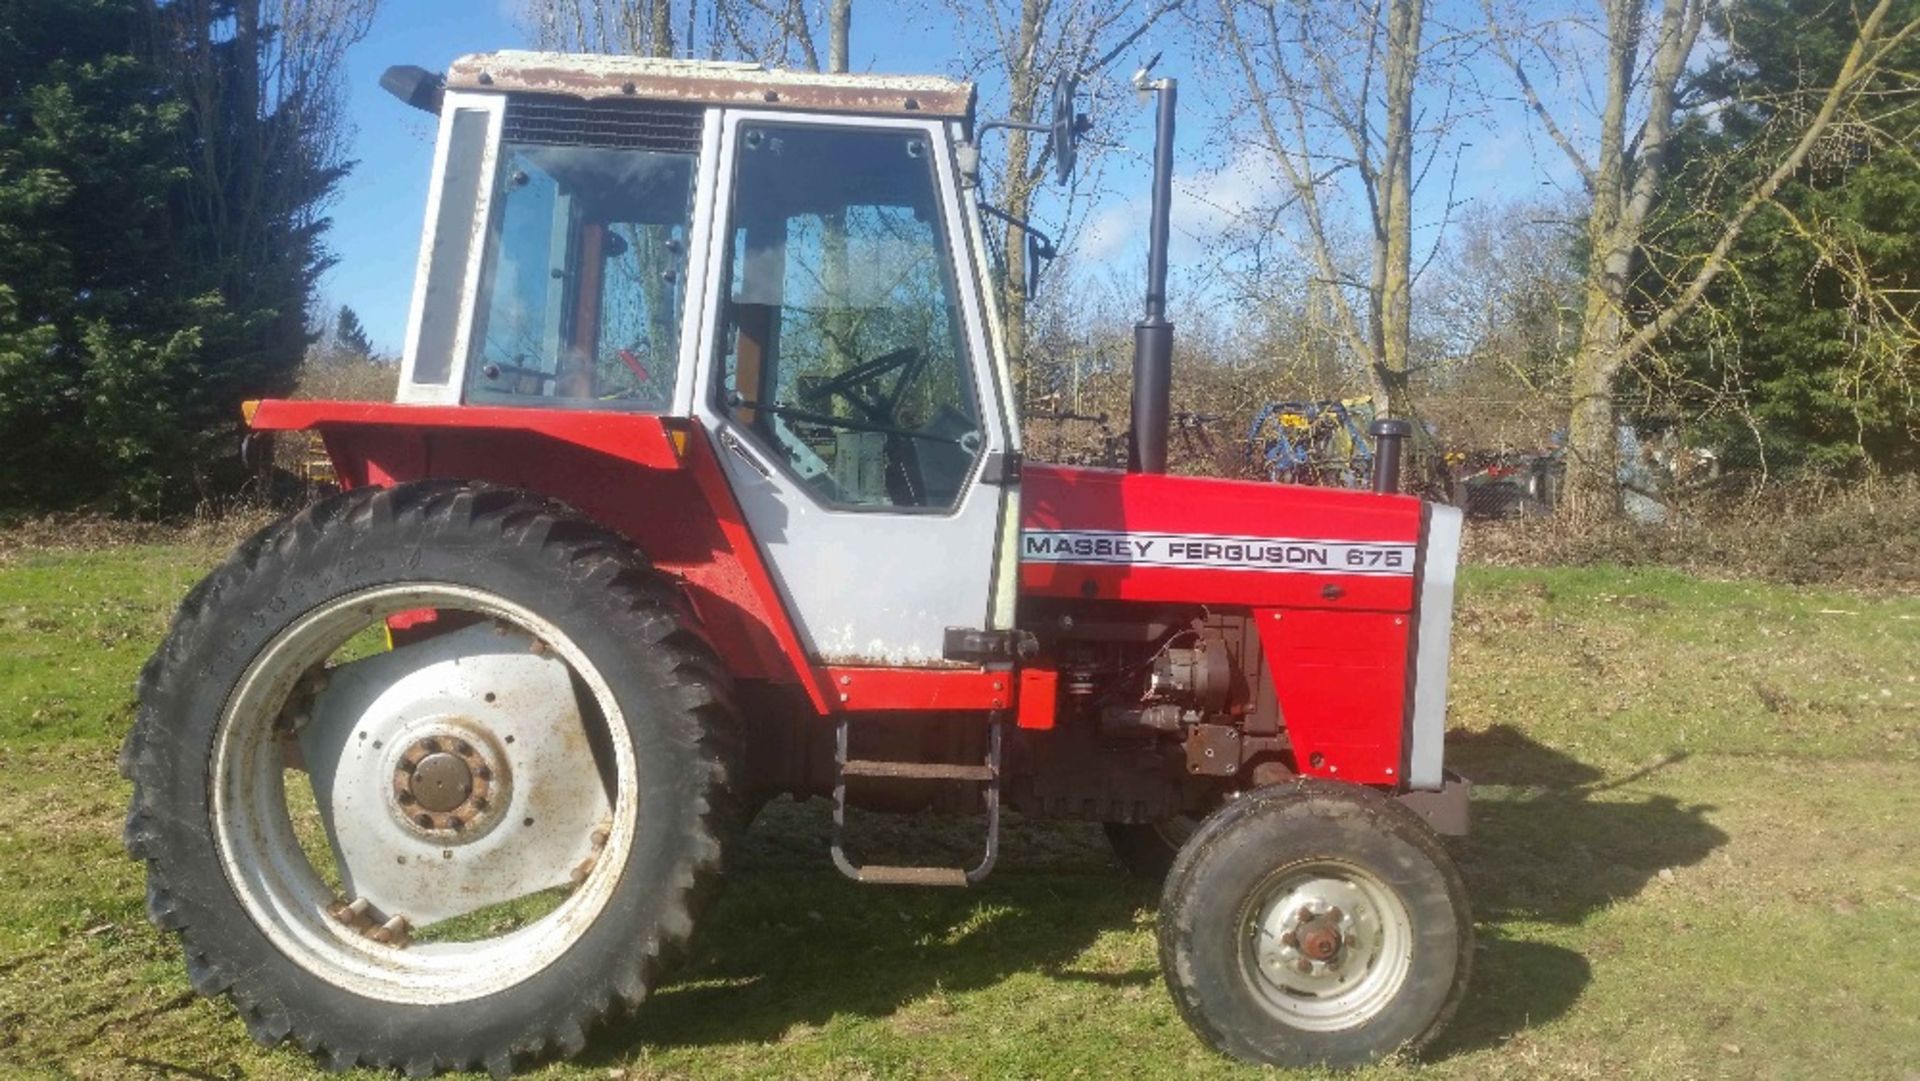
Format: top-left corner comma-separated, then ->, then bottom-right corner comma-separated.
1078,144 -> 1288,267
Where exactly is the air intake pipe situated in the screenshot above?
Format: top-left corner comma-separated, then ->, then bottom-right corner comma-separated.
1128,76 -> 1177,474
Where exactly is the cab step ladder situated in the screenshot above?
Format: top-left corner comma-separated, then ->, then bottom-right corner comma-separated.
829,718 -> 1001,886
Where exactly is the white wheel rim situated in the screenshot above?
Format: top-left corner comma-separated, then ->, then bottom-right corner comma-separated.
210,583 -> 638,1005
1239,860 -> 1414,1031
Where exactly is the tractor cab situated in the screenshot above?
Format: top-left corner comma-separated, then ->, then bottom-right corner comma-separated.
388,53 -> 1020,666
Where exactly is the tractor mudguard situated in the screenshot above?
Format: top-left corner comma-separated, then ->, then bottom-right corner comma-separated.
248,399 -> 825,705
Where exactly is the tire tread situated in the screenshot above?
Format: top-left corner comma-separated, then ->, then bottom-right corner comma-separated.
122,481 -> 744,1076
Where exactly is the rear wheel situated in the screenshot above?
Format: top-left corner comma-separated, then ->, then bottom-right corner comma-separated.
121,481 -> 742,1075
1157,780 -> 1471,1068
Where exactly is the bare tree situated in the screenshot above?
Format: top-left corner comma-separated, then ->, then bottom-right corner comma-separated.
525,0 -> 678,56
520,0 -> 852,70
710,0 -> 850,70
1422,196 -> 1584,450
1209,0 -> 1470,414
1485,0 -> 1920,522
944,0 -> 1185,393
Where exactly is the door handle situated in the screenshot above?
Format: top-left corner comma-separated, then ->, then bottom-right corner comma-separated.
718,427 -> 772,480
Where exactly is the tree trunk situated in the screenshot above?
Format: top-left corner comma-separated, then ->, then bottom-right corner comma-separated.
1376,0 -> 1423,417
828,0 -> 851,73
649,0 -> 674,56
1562,239 -> 1631,524
1563,334 -> 1624,525
1000,121 -> 1033,388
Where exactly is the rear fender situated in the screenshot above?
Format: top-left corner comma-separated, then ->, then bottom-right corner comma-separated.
248,400 -> 824,706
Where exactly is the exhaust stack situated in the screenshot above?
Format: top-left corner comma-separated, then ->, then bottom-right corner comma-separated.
1128,75 -> 1177,474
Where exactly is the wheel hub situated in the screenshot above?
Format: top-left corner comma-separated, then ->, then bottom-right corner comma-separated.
294,622 -> 615,926
1291,907 -> 1346,962
1261,893 -> 1367,988
408,751 -> 471,811
393,736 -> 497,830
1243,864 -> 1414,1030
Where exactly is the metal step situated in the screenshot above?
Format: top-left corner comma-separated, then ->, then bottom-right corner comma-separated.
840,759 -> 996,782
830,718 -> 1002,887
847,864 -> 970,887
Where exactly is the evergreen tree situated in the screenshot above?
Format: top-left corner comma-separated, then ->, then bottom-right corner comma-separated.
335,305 -> 374,359
0,0 -> 366,513
1640,0 -> 1920,475
0,0 -> 234,512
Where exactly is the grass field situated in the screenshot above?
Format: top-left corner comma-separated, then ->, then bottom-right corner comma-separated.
1,543 -> 1917,1079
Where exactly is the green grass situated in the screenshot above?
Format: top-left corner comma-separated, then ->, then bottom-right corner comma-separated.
2,548 -> 1918,1079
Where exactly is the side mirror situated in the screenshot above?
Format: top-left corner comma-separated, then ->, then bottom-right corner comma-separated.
381,65 -> 445,115
1050,72 -> 1084,184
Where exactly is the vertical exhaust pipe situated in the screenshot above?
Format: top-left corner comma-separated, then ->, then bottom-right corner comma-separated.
1370,418 -> 1412,493
1129,76 -> 1177,474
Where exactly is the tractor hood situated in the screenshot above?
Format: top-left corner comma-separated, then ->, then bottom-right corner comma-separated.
1018,462 -> 1464,792
1018,463 -> 1442,613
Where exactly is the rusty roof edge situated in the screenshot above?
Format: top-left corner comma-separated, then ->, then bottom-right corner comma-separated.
447,50 -> 976,119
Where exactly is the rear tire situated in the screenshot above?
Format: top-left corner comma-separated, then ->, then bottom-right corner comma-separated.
1157,780 -> 1471,1068
121,481 -> 743,1076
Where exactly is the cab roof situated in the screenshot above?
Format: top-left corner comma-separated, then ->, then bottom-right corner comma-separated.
447,51 -> 976,122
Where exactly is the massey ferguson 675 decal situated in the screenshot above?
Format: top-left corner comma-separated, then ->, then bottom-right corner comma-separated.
1022,529 -> 1417,576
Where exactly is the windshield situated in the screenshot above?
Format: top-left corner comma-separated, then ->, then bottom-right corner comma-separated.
464,142 -> 695,410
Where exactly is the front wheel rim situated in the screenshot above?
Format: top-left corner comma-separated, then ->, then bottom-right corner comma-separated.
209,583 -> 638,1006
1238,860 -> 1414,1031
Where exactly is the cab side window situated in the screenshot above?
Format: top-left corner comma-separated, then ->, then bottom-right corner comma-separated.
463,107 -> 699,412
715,124 -> 982,509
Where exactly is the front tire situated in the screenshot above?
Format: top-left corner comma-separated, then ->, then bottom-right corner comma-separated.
120,481 -> 742,1075
1157,780 -> 1471,1068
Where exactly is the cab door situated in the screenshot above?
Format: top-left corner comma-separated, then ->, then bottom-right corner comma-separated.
692,112 -> 1017,667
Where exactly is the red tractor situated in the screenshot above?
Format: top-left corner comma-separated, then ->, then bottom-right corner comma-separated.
122,51 -> 1472,1076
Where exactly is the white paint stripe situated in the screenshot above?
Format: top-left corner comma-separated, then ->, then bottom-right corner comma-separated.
1021,529 -> 1416,578
1408,504 -> 1461,790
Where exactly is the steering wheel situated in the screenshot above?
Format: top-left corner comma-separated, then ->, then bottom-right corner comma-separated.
801,346 -> 924,423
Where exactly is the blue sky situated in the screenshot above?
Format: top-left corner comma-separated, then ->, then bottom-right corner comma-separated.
319,2 -> 1585,354
320,3 -> 523,355
321,3 -> 1219,353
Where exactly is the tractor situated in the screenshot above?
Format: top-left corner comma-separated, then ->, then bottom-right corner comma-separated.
121,50 -> 1473,1076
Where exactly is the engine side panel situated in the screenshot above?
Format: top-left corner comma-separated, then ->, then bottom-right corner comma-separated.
1250,607 -> 1409,784
1017,463 -> 1442,788
1018,463 -> 1423,611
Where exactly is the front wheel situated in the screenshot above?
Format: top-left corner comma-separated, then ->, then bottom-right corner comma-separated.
121,482 -> 742,1075
1157,780 -> 1472,1068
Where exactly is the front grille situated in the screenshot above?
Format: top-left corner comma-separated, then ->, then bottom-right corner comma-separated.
502,95 -> 704,153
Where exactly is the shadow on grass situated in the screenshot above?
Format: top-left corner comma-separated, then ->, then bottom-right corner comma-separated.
593,802 -> 1155,1056
590,723 -> 1727,1063
1431,724 -> 1729,1057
